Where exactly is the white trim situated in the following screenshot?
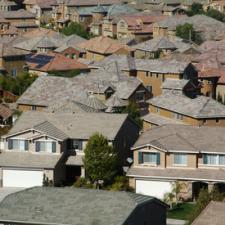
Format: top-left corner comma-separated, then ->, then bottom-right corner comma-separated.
127,174 -> 225,182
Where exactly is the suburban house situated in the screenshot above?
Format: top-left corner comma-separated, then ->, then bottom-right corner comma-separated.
0,43 -> 28,76
1,9 -> 38,34
92,55 -> 198,97
0,111 -> 140,187
153,14 -> 225,41
16,64 -> 150,112
134,36 -> 199,59
51,0 -> 121,29
91,3 -> 138,36
116,14 -> 167,42
0,187 -> 168,225
25,52 -> 89,76
24,0 -> 56,25
0,0 -> 19,11
77,36 -> 134,61
12,28 -> 86,55
143,79 -> 225,130
127,124 -> 225,200
191,201 -> 225,225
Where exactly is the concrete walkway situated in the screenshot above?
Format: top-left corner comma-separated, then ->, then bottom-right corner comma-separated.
167,218 -> 187,225
0,187 -> 25,202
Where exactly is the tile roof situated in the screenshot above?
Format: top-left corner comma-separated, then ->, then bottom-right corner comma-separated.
0,151 -> 61,169
143,113 -> 185,126
0,43 -> 28,58
0,104 -> 13,121
127,166 -> 225,182
0,187 -> 162,225
148,91 -> 225,118
1,9 -> 36,19
133,124 -> 225,154
77,36 -> 133,54
191,201 -> 225,225
26,53 -> 88,72
7,111 -> 129,140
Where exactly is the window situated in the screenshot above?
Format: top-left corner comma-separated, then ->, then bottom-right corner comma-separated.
135,90 -> 145,102
174,153 -> 187,165
156,107 -> 160,114
72,139 -> 82,151
72,53 -> 76,59
203,119 -> 207,124
31,105 -> 36,111
138,152 -> 160,165
173,112 -> 183,120
203,154 -> 225,165
216,118 -> 220,123
8,139 -> 28,151
11,68 -> 17,77
36,141 -> 56,153
146,85 -> 152,93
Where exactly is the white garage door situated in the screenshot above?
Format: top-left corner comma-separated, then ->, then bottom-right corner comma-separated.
136,180 -> 172,199
3,169 -> 43,188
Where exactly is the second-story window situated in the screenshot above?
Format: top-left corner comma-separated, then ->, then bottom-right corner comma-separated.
8,139 -> 28,151
203,154 -> 225,165
138,152 -> 160,165
174,153 -> 187,165
35,141 -> 56,153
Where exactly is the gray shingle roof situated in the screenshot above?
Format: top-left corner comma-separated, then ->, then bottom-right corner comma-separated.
133,124 -> 225,154
7,111 -> 129,140
0,187 -> 161,225
148,91 -> 225,118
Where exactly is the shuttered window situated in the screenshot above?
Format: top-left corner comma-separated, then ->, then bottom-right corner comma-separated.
35,141 -> 56,153
8,139 -> 28,151
138,152 -> 160,165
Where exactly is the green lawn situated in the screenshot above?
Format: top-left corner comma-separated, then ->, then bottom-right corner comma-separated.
167,203 -> 196,220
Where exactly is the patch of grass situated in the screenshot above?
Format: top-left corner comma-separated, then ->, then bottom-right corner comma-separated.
167,203 -> 196,220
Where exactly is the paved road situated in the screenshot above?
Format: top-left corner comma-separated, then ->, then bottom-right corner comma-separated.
167,219 -> 187,225
0,187 -> 25,202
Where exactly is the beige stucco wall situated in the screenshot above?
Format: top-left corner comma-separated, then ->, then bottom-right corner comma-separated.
4,130 -> 62,154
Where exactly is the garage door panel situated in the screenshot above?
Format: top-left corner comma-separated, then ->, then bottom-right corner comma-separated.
136,180 -> 172,199
3,169 -> 43,188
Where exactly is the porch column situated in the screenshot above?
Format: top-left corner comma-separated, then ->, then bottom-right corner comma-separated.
81,166 -> 85,178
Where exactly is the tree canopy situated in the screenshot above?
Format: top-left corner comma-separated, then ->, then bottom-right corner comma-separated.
187,3 -> 225,22
83,133 -> 118,185
0,73 -> 37,96
176,23 -> 203,44
60,22 -> 93,39
122,102 -> 143,128
187,187 -> 224,225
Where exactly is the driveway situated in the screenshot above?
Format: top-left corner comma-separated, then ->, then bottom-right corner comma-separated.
0,187 -> 25,202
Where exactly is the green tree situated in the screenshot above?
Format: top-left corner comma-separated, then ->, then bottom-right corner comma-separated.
60,22 -> 93,39
83,133 -> 118,187
187,187 -> 224,225
176,23 -> 203,44
187,3 -> 204,16
0,73 -> 37,96
122,102 -> 143,128
206,8 -> 225,22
